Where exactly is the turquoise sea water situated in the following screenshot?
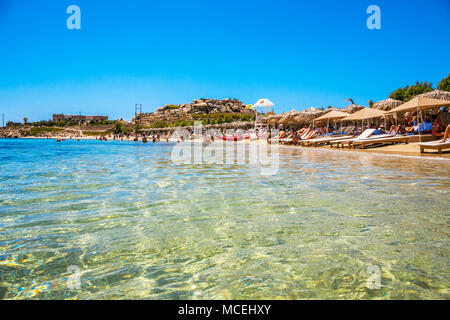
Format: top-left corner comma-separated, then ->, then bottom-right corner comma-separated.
0,138 -> 449,299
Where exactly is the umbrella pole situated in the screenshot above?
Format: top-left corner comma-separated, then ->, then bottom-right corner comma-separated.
417,107 -> 421,143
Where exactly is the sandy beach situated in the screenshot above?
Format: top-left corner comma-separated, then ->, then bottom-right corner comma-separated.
11,134 -> 450,160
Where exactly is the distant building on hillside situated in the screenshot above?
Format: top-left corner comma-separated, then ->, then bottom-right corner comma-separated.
53,114 -> 108,123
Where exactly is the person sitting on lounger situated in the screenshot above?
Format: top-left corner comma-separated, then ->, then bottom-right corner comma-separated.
292,131 -> 300,144
405,119 -> 416,133
431,115 -> 445,138
387,125 -> 399,135
413,117 -> 433,134
397,124 -> 407,134
370,123 -> 381,135
440,125 -> 450,142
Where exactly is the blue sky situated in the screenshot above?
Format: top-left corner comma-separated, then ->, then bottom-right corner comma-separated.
0,0 -> 449,122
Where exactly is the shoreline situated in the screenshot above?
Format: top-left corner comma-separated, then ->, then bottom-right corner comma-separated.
3,136 -> 450,161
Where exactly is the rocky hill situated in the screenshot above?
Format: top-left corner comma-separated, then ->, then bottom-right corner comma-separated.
134,98 -> 254,126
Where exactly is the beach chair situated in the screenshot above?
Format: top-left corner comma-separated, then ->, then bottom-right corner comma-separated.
419,140 -> 450,154
339,126 -> 355,135
330,129 -> 375,148
271,133 -> 294,145
351,136 -> 409,149
301,135 -> 353,147
300,129 -> 317,140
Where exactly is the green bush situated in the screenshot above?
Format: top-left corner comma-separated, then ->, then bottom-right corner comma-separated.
150,121 -> 169,128
112,122 -> 123,134
29,127 -> 64,135
146,113 -> 255,128
83,129 -> 112,136
389,81 -> 433,101
438,74 -> 450,92
191,113 -> 255,124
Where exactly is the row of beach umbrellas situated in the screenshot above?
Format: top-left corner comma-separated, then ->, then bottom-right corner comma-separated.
263,90 -> 450,128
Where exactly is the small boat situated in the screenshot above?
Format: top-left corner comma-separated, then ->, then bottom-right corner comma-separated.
56,139 -> 61,142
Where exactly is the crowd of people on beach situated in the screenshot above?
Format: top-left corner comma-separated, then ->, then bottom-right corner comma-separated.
271,109 -> 450,146
29,106 -> 450,154
90,109 -> 450,148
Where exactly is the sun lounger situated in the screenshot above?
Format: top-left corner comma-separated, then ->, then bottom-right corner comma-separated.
298,129 -> 312,140
330,129 -> 375,148
279,137 -> 294,144
351,136 -> 409,149
419,140 -> 450,154
301,135 -> 353,147
339,126 -> 356,135
269,133 -> 294,144
303,130 -> 317,140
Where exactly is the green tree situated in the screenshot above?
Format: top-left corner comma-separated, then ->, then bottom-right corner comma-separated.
23,117 -> 28,124
437,74 -> 450,92
122,127 -> 132,135
368,100 -> 374,108
134,124 -> 142,134
112,122 -> 123,134
389,81 -> 433,101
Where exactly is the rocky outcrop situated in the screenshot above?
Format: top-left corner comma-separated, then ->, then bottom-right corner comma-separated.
0,127 -> 24,138
134,98 -> 253,125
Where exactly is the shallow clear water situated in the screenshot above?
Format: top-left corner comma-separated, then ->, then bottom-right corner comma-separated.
0,138 -> 449,299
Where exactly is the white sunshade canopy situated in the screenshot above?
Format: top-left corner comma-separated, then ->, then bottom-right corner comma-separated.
254,99 -> 274,107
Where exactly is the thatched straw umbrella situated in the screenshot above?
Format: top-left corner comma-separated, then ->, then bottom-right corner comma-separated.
373,98 -> 403,111
342,104 -> 364,114
314,110 -> 350,121
341,107 -> 387,131
342,108 -> 386,121
419,89 -> 450,101
287,111 -> 306,126
277,110 -> 299,127
314,110 -> 350,131
265,114 -> 283,126
292,107 -> 328,126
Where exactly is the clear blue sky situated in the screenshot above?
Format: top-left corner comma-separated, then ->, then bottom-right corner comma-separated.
0,0 -> 449,122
